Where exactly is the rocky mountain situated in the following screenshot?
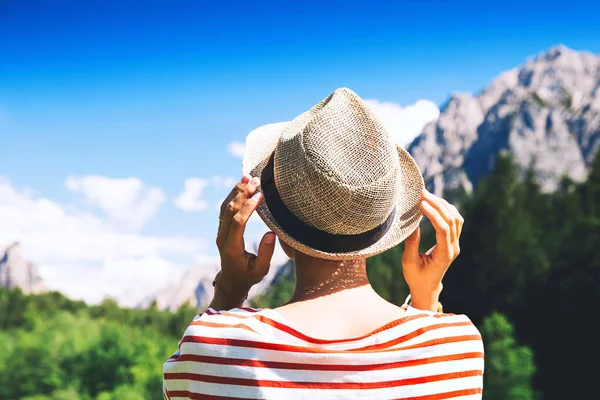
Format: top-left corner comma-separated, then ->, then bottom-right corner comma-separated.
139,245 -> 291,311
0,242 -> 47,294
409,45 -> 600,194
137,259 -> 221,310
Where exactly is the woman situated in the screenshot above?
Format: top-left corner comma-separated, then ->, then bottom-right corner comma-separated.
163,88 -> 484,399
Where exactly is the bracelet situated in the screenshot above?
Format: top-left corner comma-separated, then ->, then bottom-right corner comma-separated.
212,273 -> 249,303
403,294 -> 443,313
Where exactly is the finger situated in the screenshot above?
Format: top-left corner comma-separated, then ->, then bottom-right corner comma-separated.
421,200 -> 453,265
226,177 -> 261,221
252,231 -> 276,277
226,191 -> 265,255
422,191 -> 456,242
446,202 -> 465,238
402,226 -> 422,267
219,175 -> 252,216
438,198 -> 458,243
217,183 -> 244,248
422,191 -> 454,224
438,197 -> 464,249
217,177 -> 261,248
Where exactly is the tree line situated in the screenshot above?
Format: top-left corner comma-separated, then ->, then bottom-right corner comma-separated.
0,290 -> 198,400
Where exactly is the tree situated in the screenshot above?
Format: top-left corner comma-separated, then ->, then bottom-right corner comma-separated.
528,217 -> 600,399
442,154 -> 550,323
0,335 -> 65,399
480,313 -> 537,400
582,149 -> 600,217
75,322 -> 136,396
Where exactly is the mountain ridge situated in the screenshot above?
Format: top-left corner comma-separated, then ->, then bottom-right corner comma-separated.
139,243 -> 291,311
0,242 -> 47,294
408,45 -> 600,195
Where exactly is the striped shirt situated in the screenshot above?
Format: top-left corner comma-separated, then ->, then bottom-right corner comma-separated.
163,306 -> 484,399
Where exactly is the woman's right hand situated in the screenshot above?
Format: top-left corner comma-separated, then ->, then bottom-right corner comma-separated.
401,190 -> 464,311
214,175 -> 277,298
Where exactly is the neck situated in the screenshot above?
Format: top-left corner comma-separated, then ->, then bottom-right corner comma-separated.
288,251 -> 371,303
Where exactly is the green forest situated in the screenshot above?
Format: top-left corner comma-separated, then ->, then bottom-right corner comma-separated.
1,152 -> 599,399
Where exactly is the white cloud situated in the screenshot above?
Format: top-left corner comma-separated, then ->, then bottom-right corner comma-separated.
211,175 -> 238,190
174,178 -> 209,212
365,98 -> 440,146
182,176 -> 242,213
65,175 -> 164,230
0,178 -> 206,305
228,141 -> 246,158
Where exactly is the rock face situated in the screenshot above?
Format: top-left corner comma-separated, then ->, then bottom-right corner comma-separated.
140,248 -> 291,311
138,259 -> 221,311
0,242 -> 47,294
409,45 -> 600,194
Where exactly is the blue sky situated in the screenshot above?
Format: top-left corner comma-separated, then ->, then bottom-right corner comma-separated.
1,0 -> 599,303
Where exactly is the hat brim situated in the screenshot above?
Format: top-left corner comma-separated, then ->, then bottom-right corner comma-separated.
242,122 -> 424,260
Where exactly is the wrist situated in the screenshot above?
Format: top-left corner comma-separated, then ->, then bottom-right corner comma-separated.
209,271 -> 249,311
215,270 -> 252,297
408,283 -> 443,312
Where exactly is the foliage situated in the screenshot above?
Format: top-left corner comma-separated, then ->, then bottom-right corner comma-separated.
443,154 -> 551,321
0,289 -> 197,399
480,313 -> 537,400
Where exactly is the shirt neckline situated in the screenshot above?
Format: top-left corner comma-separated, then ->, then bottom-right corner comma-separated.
256,305 -> 429,345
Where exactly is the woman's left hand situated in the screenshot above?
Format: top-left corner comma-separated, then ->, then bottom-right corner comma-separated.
214,175 -> 277,298
402,190 -> 464,309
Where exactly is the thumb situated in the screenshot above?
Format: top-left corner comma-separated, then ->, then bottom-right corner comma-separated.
253,231 -> 276,276
402,226 -> 421,265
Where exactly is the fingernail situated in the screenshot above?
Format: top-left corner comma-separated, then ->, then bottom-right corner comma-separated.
251,177 -> 260,185
252,192 -> 264,201
265,232 -> 276,244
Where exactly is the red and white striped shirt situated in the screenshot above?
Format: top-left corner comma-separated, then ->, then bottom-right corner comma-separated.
163,306 -> 484,399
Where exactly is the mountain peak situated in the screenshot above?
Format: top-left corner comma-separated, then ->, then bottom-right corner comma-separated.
5,242 -> 21,254
447,92 -> 475,104
408,46 -> 600,196
536,44 -> 577,62
0,243 -> 47,294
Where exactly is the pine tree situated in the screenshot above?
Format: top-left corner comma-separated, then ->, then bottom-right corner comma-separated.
531,216 -> 600,399
442,153 -> 549,323
582,149 -> 600,217
480,313 -> 537,400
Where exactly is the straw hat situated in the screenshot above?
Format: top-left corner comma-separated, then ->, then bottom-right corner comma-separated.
242,88 -> 424,260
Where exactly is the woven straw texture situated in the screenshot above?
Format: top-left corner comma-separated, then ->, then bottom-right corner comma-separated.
242,88 -> 424,260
